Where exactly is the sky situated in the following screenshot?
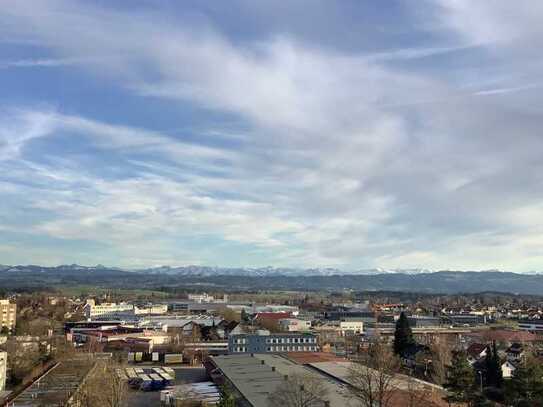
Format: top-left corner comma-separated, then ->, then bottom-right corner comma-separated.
0,1 -> 542,271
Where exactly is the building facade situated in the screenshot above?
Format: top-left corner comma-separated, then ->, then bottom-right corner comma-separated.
0,351 -> 6,393
134,304 -> 168,315
228,332 -> 318,353
188,293 -> 228,304
407,315 -> 441,328
0,300 -> 16,332
339,320 -> 364,334
278,318 -> 311,332
84,300 -> 135,320
518,319 -> 543,332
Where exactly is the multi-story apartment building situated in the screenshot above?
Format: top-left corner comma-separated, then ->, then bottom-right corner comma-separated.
0,300 -> 16,332
228,331 -> 318,353
84,299 -> 135,320
0,351 -> 7,393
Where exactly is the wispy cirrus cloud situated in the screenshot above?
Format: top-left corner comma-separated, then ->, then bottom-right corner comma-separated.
0,57 -> 81,69
0,1 -> 543,270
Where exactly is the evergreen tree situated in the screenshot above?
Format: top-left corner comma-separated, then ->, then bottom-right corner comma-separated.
484,342 -> 503,389
393,312 -> 415,356
240,308 -> 250,323
508,356 -> 543,405
218,385 -> 236,407
444,350 -> 476,404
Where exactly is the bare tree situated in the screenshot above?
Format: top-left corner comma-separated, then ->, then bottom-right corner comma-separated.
403,375 -> 434,407
258,318 -> 281,333
75,361 -> 127,407
347,341 -> 400,407
428,339 -> 453,385
268,373 -> 329,407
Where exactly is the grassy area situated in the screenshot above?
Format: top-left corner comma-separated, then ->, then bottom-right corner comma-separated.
55,285 -> 171,299
493,319 -> 519,329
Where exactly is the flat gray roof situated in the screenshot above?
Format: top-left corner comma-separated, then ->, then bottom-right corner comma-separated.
211,354 -> 356,407
254,355 -> 356,407
211,355 -> 285,406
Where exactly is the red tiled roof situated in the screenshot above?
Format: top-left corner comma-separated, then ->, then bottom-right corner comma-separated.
254,312 -> 292,320
467,343 -> 487,358
472,330 -> 538,343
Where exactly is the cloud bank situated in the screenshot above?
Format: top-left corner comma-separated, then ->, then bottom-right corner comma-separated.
0,1 -> 542,271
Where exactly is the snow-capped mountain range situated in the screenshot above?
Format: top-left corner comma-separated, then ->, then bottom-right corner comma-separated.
1,264 -> 541,276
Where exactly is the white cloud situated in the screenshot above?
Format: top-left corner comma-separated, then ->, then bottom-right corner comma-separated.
0,57 -> 81,69
0,1 -> 543,270
434,1 -> 543,46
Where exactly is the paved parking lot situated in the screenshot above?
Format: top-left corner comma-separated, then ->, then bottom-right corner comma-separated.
126,366 -> 209,407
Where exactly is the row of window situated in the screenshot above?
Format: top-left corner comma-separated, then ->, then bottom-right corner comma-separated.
267,346 -> 316,352
234,336 -> 316,345
232,345 -> 318,353
265,337 -> 316,344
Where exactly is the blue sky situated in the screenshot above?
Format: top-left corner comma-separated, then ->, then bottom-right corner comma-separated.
1,1 -> 543,271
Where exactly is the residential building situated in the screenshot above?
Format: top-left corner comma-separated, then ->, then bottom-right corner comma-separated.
229,332 -> 318,353
501,360 -> 517,379
468,329 -> 537,346
505,343 -> 525,362
466,343 -> 487,365
0,351 -> 6,393
0,300 -> 16,332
